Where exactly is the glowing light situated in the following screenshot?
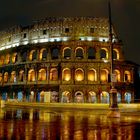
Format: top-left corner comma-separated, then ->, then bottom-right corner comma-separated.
99,37 -> 109,42
88,74 -> 95,81
50,38 -> 55,42
5,45 -> 12,49
102,58 -> 109,63
39,38 -> 49,43
101,74 -> 107,82
64,75 -> 71,81
80,37 -> 85,41
76,75 -> 82,81
0,47 -> 5,50
22,41 -> 29,45
32,39 -> 38,44
55,38 -> 61,42
62,37 -> 68,41
12,43 -> 19,47
87,37 -> 93,41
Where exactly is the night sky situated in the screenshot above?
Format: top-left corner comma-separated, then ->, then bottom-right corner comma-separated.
0,0 -> 140,64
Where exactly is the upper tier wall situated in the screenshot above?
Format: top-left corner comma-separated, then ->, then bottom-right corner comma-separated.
0,17 -> 118,51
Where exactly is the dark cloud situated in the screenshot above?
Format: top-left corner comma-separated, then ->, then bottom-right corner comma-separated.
0,0 -> 140,64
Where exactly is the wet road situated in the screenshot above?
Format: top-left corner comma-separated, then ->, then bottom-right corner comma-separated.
0,107 -> 140,140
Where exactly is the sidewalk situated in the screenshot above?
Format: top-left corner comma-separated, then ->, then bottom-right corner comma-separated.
3,101 -> 140,111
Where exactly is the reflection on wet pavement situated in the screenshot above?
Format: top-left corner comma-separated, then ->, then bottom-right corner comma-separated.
0,108 -> 140,140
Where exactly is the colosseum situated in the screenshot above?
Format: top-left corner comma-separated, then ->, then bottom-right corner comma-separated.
0,17 -> 137,103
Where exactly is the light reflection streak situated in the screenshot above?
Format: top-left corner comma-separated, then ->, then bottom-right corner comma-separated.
0,108 -> 138,140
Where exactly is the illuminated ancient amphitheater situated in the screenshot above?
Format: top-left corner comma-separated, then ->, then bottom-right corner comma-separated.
0,17 -> 137,103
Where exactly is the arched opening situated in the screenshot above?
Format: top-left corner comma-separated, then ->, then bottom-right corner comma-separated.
113,49 -> 117,60
75,47 -> 84,59
12,53 -> 18,63
62,68 -> 71,81
39,48 -> 47,60
2,92 -> 7,100
117,93 -> 121,103
0,73 -> 2,83
38,69 -> 46,81
100,48 -> 108,60
125,92 -> 131,103
124,70 -> 131,82
28,69 -> 35,82
63,47 -> 71,59
22,52 -> 27,62
113,49 -> 119,60
29,50 -> 37,61
88,69 -> 97,81
30,91 -> 35,102
101,91 -> 109,103
0,56 -> 4,65
17,91 -> 23,102
100,69 -> 109,82
88,47 -> 96,59
88,91 -> 97,103
114,69 -> 121,82
50,68 -> 58,81
61,91 -> 71,103
10,71 -> 16,83
51,48 -> 59,59
40,91 -> 45,102
4,72 -> 8,83
5,54 -> 10,64
19,70 -> 24,82
36,91 -> 40,102
75,91 -> 84,103
51,91 -> 59,102
75,68 -> 84,81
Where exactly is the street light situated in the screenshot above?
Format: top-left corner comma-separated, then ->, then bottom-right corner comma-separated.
107,0 -> 120,117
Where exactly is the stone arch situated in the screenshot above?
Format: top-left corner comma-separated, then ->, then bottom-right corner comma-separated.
19,70 -> 24,82
63,47 -> 71,59
124,92 -> 131,103
88,91 -> 97,103
38,68 -> 46,81
10,71 -> 16,82
12,53 -> 18,63
5,54 -> 10,64
61,91 -> 71,103
100,69 -> 109,82
75,68 -> 84,81
28,69 -> 35,82
51,47 -> 59,59
101,91 -> 109,103
114,69 -> 121,82
17,91 -> 23,102
0,55 -> 4,65
51,91 -> 59,102
124,70 -> 131,82
29,50 -> 37,61
0,73 -> 2,83
62,68 -> 71,81
113,49 -> 119,60
117,92 -> 121,103
50,68 -> 58,81
75,47 -> 84,59
39,48 -> 47,60
88,68 -> 97,81
75,91 -> 84,103
88,47 -> 96,59
100,48 -> 108,60
4,72 -> 8,83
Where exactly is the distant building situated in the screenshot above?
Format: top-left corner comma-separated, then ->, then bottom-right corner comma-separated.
0,17 -> 138,103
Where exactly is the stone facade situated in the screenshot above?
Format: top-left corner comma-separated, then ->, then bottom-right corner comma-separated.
0,17 -> 136,103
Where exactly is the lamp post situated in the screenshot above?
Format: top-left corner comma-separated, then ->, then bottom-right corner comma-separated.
107,0 -> 120,117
